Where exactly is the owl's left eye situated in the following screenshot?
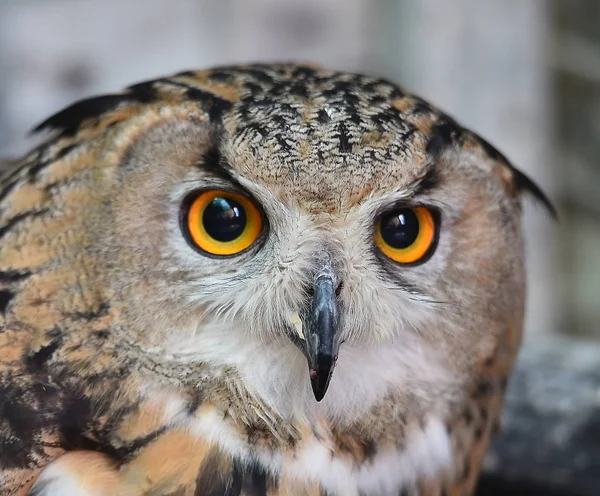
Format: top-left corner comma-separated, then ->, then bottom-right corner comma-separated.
374,206 -> 438,264
183,190 -> 263,256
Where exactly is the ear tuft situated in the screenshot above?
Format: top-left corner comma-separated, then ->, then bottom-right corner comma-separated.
470,132 -> 557,220
510,166 -> 557,220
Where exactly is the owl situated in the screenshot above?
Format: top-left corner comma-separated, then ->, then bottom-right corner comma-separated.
0,63 -> 554,496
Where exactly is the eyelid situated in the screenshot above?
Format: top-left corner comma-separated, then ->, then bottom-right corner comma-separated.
373,201 -> 441,224
182,182 -> 244,199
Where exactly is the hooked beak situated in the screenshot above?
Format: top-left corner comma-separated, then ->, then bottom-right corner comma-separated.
297,274 -> 341,402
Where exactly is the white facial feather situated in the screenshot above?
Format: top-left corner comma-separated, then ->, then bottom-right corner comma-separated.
162,181 -> 463,425
124,161 -> 474,490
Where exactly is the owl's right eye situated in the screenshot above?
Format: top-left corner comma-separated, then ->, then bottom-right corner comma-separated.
182,190 -> 263,256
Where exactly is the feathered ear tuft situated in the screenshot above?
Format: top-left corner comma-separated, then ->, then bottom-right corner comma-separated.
469,132 -> 557,220
31,93 -> 144,138
509,166 -> 558,220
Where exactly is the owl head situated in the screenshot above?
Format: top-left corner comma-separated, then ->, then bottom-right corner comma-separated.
4,64 -> 553,423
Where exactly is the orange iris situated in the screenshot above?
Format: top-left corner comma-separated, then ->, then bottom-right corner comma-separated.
374,207 -> 436,264
186,190 -> 263,256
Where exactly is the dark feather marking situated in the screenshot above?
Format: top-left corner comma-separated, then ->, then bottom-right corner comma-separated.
225,458 -> 244,496
93,329 -> 110,340
426,118 -> 463,159
194,449 -> 231,496
284,63 -> 312,79
33,95 -> 136,137
175,70 -> 198,78
66,301 -> 110,321
250,459 -> 279,495
390,87 -> 406,100
123,81 -> 159,103
0,209 -> 50,240
241,121 -> 268,138
413,166 -> 439,196
0,178 -> 20,204
510,165 -> 557,219
33,78 -> 161,137
338,123 -> 352,153
317,108 -> 331,123
0,380 -> 62,469
185,87 -> 233,121
57,394 -> 108,451
462,407 -> 474,425
238,67 -> 277,85
374,260 -> 428,296
0,160 -> 25,183
474,425 -> 485,441
474,134 -> 508,164
363,439 -> 378,461
197,145 -> 237,184
317,149 -> 325,163
287,81 -> 309,98
56,390 -> 133,462
186,389 -> 205,414
217,457 -> 274,496
111,426 -> 170,462
138,78 -> 233,121
208,70 -> 235,83
26,338 -> 62,371
0,290 -> 14,314
245,459 -> 270,496
0,270 -> 32,282
473,377 -> 495,399
27,143 -> 78,179
411,99 -> 435,116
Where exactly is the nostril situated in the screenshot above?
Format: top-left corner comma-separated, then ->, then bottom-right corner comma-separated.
306,278 -> 342,298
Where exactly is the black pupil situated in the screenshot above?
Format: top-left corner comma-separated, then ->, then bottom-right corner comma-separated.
202,197 -> 247,242
380,209 -> 420,249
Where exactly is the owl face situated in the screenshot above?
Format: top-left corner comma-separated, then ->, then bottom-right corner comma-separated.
9,65 -> 552,424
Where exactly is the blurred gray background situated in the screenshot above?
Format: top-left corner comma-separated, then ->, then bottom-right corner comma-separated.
0,0 -> 598,344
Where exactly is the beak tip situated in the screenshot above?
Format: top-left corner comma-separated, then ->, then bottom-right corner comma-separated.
310,379 -> 327,402
309,363 -> 334,402
313,392 -> 326,402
